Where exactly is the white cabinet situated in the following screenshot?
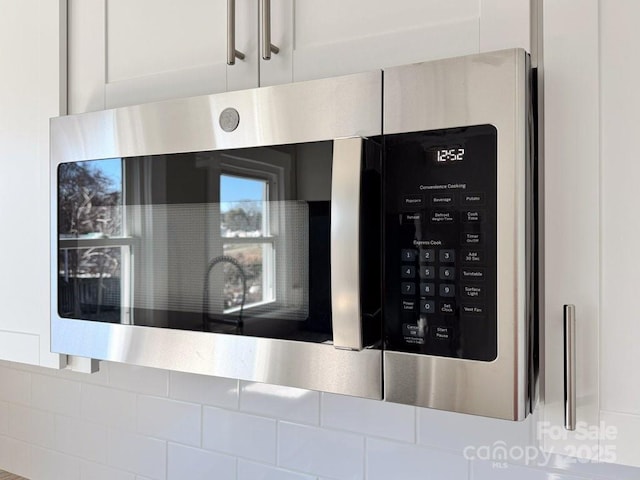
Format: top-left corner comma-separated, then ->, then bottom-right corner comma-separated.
598,0 -> 640,467
68,0 -> 259,111
541,0 -> 640,468
286,0 -> 530,82
540,0 -> 600,459
0,0 -> 66,368
70,0 -> 531,108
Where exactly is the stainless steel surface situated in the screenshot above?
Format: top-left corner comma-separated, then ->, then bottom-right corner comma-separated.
227,0 -> 245,65
52,318 -> 382,398
261,0 -> 280,60
564,304 -> 576,430
383,49 -> 532,420
330,138 -> 363,350
50,71 -> 381,161
51,70 -> 382,399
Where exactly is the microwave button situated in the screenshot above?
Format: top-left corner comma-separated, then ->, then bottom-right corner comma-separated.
440,301 -> 456,315
461,232 -> 483,245
419,282 -> 435,296
439,267 -> 456,280
403,212 -> 422,224
401,282 -> 416,295
431,193 -> 456,207
439,284 -> 455,297
401,249 -> 418,262
462,285 -> 484,299
462,210 -> 483,223
439,249 -> 455,263
420,248 -> 435,263
419,300 -> 436,314
403,194 -> 424,208
402,299 -> 416,311
461,268 -> 485,282
403,323 -> 425,338
461,192 -> 485,206
401,266 -> 416,278
430,210 -> 455,224
462,249 -> 484,263
461,304 -> 485,315
419,266 -> 435,279
432,326 -> 454,341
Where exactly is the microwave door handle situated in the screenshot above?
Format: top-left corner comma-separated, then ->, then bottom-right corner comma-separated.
331,137 -> 364,351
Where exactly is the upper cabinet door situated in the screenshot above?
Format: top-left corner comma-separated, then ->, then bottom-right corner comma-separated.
266,0 -> 530,83
0,0 -> 66,368
599,0 -> 640,467
68,0 -> 259,112
541,0 -> 600,459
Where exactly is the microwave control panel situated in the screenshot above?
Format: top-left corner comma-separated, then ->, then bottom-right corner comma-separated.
384,124 -> 497,361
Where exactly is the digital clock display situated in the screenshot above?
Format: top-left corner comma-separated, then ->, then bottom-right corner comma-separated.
428,146 -> 465,164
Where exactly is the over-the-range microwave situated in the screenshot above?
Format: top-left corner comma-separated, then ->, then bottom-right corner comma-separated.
51,48 -> 537,420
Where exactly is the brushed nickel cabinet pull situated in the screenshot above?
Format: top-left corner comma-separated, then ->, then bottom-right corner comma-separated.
261,0 -> 280,60
227,0 -> 245,65
564,304 -> 576,430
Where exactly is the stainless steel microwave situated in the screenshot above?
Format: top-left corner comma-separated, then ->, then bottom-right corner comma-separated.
51,49 -> 536,420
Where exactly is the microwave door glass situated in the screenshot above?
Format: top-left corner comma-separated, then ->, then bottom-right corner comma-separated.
57,141 -> 381,346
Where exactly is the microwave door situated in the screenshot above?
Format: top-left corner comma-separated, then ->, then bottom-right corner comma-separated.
51,71 -> 383,399
53,140 -> 382,398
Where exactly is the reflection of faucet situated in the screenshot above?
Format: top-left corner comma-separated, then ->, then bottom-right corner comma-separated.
202,255 -> 246,330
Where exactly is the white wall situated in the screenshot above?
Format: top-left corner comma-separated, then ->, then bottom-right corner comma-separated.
1,359 -> 639,480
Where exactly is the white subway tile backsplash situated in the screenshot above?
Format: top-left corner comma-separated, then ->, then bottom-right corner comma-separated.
471,460 -> 586,480
321,393 -> 415,442
168,443 -> 236,480
137,395 -> 201,446
108,362 -> 169,397
417,407 -> 534,456
80,460 -> 136,480
8,404 -> 55,448
31,373 -> 81,416
58,361 -> 110,386
30,446 -> 81,480
107,429 -> 167,480
55,415 -> 108,464
238,459 -> 316,480
81,383 -> 137,431
202,407 -> 277,464
541,454 -> 640,480
0,362 -> 639,480
169,371 -> 239,409
278,422 -> 365,480
366,438 -> 468,480
240,381 -> 320,424
0,436 -> 31,479
0,365 -> 30,404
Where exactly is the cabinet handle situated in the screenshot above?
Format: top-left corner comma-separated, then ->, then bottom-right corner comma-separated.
564,304 -> 576,430
227,0 -> 245,65
261,0 -> 280,60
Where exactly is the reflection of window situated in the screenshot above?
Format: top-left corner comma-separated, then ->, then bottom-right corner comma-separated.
220,175 -> 274,311
57,159 -> 132,324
